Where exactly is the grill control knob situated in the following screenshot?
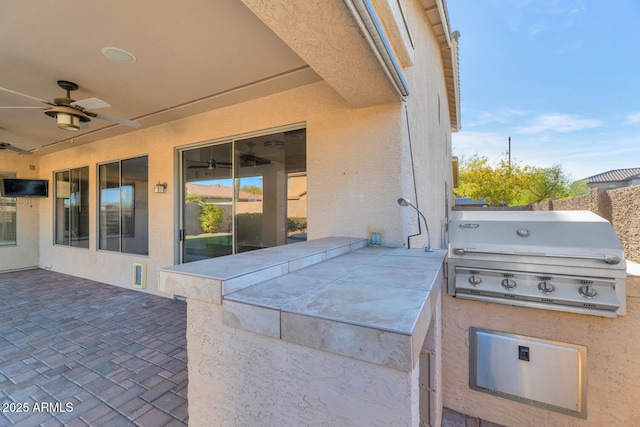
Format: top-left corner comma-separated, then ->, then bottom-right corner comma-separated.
501,278 -> 516,290
468,274 -> 482,287
538,280 -> 555,294
579,282 -> 598,299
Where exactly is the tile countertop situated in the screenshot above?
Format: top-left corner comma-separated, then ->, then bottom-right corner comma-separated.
159,237 -> 447,371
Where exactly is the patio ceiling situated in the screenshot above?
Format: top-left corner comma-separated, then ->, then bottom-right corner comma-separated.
0,0 -> 319,155
0,0 -> 410,156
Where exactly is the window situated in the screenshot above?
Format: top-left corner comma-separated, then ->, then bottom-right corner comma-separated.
55,167 -> 89,248
99,156 -> 149,255
0,172 -> 17,246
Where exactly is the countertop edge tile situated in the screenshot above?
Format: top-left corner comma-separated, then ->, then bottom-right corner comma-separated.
158,270 -> 222,304
281,311 -> 413,371
222,263 -> 289,295
411,281 -> 441,367
223,300 -> 280,338
289,252 -> 327,273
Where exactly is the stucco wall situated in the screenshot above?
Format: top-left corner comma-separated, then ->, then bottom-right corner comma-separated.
186,298 -> 420,426
399,0 -> 455,252
442,288 -> 640,426
532,187 -> 640,263
0,153 -> 41,271
1,82 -> 442,294
32,78 -> 446,295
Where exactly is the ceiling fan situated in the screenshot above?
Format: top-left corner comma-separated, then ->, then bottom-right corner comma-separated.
0,142 -> 31,155
188,158 -> 232,170
187,143 -> 272,170
0,80 -> 140,131
241,142 -> 271,167
188,147 -> 232,170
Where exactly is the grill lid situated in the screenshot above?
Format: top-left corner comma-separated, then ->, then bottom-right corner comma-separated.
448,210 -> 625,269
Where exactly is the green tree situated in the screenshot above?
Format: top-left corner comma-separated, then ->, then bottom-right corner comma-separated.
287,217 -> 307,233
515,164 -> 571,205
455,155 -> 572,207
241,185 -> 262,195
569,179 -> 590,196
185,192 -> 204,204
455,155 -> 524,206
198,204 -> 224,233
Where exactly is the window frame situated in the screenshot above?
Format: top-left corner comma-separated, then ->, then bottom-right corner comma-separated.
0,171 -> 17,247
97,155 -> 149,255
53,166 -> 90,248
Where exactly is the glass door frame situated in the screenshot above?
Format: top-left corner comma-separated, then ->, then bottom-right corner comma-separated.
175,122 -> 306,265
178,139 -> 236,264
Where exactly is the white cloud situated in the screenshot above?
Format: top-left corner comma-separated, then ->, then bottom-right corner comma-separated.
626,112 -> 640,124
515,114 -> 601,134
467,108 -> 525,127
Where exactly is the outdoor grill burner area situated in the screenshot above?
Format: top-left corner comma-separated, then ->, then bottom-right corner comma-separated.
447,210 -> 627,318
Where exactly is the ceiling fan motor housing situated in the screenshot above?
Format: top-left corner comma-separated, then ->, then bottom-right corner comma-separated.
43,81 -> 91,130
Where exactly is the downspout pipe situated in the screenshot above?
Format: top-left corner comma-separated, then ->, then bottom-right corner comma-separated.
343,0 -> 410,97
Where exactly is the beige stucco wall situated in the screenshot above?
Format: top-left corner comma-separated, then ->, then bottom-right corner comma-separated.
399,0 -> 455,251
31,77 -> 444,295
0,152 -> 41,271
532,186 -> 640,263
442,286 -> 640,426
186,297 -> 420,426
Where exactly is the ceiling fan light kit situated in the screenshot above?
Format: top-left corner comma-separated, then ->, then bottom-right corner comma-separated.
42,81 -> 90,131
264,140 -> 284,150
55,112 -> 80,131
44,105 -> 91,131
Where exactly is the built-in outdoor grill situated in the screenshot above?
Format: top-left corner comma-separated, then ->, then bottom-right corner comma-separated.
447,210 -> 627,317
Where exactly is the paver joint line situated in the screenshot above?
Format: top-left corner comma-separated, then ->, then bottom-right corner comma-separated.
0,269 -> 188,426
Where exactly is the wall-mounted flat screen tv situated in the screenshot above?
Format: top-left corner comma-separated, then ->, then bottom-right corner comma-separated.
2,179 -> 49,197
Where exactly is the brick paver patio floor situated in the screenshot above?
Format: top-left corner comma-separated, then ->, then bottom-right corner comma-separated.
0,269 -> 188,426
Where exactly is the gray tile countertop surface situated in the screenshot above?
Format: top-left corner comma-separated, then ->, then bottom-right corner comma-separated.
159,237 -> 447,371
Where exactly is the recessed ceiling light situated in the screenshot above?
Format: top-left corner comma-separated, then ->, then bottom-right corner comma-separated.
101,47 -> 136,63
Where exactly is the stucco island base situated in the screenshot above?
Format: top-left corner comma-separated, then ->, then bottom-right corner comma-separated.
159,237 -> 445,426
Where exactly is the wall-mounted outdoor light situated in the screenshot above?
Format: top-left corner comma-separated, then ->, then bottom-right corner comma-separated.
154,182 -> 168,194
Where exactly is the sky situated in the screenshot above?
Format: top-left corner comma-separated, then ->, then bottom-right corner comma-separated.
446,0 -> 640,181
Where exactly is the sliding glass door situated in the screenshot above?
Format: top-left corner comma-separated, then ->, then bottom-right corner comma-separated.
182,143 -> 233,263
180,128 -> 306,263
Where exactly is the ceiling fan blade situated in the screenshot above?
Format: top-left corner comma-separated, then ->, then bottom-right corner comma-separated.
0,143 -> 31,155
0,86 -> 53,106
85,111 -> 140,128
71,97 -> 111,110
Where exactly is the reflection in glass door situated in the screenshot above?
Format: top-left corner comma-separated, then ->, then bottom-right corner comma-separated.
180,128 -> 306,263
182,143 -> 233,262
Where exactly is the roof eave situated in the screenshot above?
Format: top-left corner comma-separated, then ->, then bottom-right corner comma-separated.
422,0 -> 461,132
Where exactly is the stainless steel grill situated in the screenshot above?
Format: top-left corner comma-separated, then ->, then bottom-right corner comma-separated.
447,210 -> 627,317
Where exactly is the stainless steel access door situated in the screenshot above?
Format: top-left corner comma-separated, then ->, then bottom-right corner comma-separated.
469,327 -> 587,419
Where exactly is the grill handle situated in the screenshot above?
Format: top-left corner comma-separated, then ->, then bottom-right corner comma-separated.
451,248 -> 621,265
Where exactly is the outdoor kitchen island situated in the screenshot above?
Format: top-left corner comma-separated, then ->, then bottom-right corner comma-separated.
159,237 -> 446,426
